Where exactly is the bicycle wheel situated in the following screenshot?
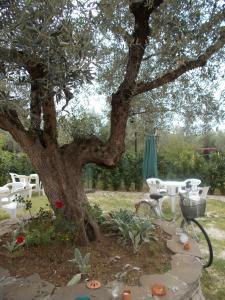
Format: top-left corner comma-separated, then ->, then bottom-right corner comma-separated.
181,218 -> 213,268
136,201 -> 157,219
159,196 -> 174,221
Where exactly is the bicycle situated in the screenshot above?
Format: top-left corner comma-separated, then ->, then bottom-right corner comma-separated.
179,191 -> 213,268
135,188 -> 213,268
135,192 -> 175,221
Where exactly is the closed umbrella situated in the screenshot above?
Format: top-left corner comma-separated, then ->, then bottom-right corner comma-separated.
143,135 -> 158,180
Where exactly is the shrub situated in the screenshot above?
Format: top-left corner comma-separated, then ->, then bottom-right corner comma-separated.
68,248 -> 91,274
109,209 -> 154,253
84,202 -> 105,225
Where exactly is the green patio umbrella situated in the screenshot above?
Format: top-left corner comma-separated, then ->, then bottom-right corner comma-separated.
143,135 -> 158,180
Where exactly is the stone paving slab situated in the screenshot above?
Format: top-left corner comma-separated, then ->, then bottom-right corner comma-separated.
167,235 -> 202,258
153,219 -> 176,236
0,267 -> 10,282
50,283 -> 111,300
0,219 -> 19,237
168,254 -> 202,285
0,273 -> 55,300
140,274 -> 189,300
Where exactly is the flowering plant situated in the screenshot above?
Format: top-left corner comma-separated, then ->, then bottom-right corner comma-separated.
55,199 -> 64,209
16,235 -> 25,245
3,232 -> 25,253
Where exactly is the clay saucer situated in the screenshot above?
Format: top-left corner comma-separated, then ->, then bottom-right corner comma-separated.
151,283 -> 167,297
86,280 -> 101,289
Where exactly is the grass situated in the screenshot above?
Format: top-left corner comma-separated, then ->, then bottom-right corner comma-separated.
87,191 -> 145,212
0,191 -> 225,299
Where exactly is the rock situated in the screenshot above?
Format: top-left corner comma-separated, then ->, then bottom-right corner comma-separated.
167,235 -> 202,258
168,254 -> 202,285
109,255 -> 121,263
0,273 -> 55,300
0,219 -> 19,237
0,267 -> 10,282
140,273 -> 190,300
50,283 -> 111,300
153,219 -> 177,236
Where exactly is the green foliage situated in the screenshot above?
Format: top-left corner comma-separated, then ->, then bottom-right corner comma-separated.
22,207 -> 77,246
196,153 -> 225,194
158,134 -> 195,179
109,209 -> 155,253
3,231 -> 25,253
122,152 -> 143,191
67,273 -> 82,286
109,166 -> 123,191
68,248 -> 91,274
0,149 -> 33,186
83,153 -> 143,191
84,202 -> 105,225
128,231 -> 141,254
13,195 -> 33,217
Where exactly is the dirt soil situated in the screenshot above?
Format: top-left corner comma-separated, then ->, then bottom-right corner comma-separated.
0,227 -> 172,287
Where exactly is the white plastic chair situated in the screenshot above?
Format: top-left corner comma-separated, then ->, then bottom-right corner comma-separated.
9,173 -> 20,183
184,179 -> 201,193
199,186 -> 210,200
28,174 -> 41,196
146,178 -> 167,194
0,183 -> 30,218
10,173 -> 37,198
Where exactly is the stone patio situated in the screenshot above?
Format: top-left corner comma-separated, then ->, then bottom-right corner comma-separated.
0,218 -> 205,299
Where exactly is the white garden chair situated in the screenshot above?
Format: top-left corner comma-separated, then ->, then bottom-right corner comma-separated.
28,173 -> 41,196
9,173 -> 37,198
146,178 -> 167,194
0,183 -> 30,218
184,178 -> 201,192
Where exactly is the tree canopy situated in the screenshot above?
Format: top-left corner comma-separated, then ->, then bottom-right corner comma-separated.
0,0 -> 224,140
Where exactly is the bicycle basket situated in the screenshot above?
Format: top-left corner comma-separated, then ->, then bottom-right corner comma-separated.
179,194 -> 206,219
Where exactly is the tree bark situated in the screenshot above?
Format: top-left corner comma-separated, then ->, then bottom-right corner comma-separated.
23,140 -> 101,245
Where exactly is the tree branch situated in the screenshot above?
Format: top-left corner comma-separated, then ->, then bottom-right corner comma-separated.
27,63 -> 57,142
0,47 -> 41,70
107,1 -> 164,157
0,107 -> 34,149
30,82 -> 42,132
134,30 -> 225,96
117,0 -> 164,96
42,92 -> 57,142
62,1 -> 166,167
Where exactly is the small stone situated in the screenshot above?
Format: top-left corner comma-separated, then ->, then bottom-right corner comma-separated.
124,263 -> 132,269
132,267 -> 141,272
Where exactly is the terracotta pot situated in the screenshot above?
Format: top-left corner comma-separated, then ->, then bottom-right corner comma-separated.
151,283 -> 167,297
183,242 -> 191,250
122,289 -> 131,300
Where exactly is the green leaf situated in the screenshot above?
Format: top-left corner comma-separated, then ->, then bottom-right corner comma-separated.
74,248 -> 83,264
83,253 -> 91,265
67,273 -> 82,286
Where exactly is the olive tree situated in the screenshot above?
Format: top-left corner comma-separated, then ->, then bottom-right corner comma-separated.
0,0 -> 224,244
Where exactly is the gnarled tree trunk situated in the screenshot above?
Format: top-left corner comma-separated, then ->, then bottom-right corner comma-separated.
24,140 -> 101,245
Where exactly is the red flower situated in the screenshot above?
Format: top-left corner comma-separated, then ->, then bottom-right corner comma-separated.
16,235 -> 25,244
55,199 -> 64,208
